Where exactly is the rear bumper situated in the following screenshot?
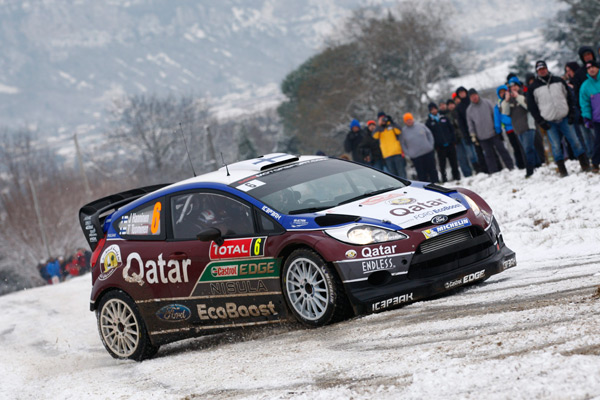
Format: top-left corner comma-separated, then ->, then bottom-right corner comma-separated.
343,245 -> 516,314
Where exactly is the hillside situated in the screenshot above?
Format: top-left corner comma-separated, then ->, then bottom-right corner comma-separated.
0,0 -> 560,136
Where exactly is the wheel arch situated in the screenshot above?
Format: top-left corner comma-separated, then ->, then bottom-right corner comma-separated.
278,243 -> 354,324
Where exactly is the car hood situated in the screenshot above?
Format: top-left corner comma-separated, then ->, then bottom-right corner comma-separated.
325,187 -> 467,229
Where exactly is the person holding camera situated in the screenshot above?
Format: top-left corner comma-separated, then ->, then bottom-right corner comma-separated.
373,111 -> 406,178
501,81 -> 540,178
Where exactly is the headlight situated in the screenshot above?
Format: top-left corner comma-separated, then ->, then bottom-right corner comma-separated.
325,224 -> 408,245
462,194 -> 481,217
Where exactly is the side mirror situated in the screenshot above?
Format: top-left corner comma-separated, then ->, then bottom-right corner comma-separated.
196,227 -> 224,246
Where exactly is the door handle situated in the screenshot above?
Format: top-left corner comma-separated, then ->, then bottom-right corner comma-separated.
169,252 -> 188,260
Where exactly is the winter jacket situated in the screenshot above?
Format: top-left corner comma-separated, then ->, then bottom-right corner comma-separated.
526,74 -> 573,123
456,95 -> 471,140
359,129 -> 384,162
447,109 -> 465,140
46,260 -> 61,278
493,85 -> 513,133
400,122 -> 435,159
373,123 -> 403,159
501,94 -> 535,134
466,98 -> 496,141
579,73 -> 600,122
425,114 -> 455,148
344,128 -> 368,162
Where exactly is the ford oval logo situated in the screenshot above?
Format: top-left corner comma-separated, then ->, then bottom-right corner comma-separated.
431,215 -> 448,225
156,304 -> 191,322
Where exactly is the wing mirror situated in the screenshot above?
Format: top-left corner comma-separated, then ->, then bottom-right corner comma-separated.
196,227 -> 224,246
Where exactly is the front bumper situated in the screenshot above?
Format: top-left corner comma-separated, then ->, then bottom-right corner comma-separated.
342,244 -> 516,315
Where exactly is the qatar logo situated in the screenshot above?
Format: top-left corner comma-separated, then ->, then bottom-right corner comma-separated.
431,215 -> 448,225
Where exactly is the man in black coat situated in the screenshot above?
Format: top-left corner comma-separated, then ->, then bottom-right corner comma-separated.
426,102 -> 460,182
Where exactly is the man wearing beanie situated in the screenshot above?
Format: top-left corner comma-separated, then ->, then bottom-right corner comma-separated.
361,120 -> 385,171
426,102 -> 460,181
527,60 -> 590,176
467,88 -> 515,173
344,119 -> 368,164
400,113 -> 438,182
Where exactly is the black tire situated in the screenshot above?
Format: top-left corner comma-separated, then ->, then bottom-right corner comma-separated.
96,290 -> 159,361
282,248 -> 352,327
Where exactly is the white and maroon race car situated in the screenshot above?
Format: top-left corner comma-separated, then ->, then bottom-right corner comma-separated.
80,153 -> 516,360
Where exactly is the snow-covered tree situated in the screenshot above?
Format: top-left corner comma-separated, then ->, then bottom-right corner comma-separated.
545,0 -> 600,62
278,0 -> 461,156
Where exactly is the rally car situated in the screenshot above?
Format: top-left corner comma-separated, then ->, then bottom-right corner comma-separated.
79,153 -> 516,360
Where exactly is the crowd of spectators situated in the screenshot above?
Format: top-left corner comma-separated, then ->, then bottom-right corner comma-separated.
342,46 -> 600,180
37,248 -> 91,285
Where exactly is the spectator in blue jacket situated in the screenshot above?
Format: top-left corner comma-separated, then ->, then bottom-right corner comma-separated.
579,60 -> 600,172
495,84 -> 526,170
45,258 -> 61,284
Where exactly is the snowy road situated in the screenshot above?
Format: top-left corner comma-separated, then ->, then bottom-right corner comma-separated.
1,161 -> 599,399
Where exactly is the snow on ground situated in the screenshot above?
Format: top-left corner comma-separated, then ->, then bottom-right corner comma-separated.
1,161 -> 599,399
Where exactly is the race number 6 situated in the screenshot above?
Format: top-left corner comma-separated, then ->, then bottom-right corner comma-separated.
151,202 -> 162,234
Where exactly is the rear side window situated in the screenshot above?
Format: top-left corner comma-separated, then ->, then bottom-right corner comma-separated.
171,192 -> 255,240
116,199 -> 165,240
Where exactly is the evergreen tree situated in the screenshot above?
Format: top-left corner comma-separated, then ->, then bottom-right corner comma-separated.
277,0 -> 461,156
545,0 -> 600,62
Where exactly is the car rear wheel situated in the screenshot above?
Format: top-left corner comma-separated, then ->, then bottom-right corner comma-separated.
97,290 -> 158,361
282,249 -> 351,326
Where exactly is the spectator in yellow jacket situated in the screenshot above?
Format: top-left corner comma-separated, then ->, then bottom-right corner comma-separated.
373,111 -> 406,178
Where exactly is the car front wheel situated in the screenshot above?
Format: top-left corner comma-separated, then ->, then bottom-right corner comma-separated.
282,249 -> 351,326
96,290 -> 158,361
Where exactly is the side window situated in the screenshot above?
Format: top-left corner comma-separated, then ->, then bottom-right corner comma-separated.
171,192 -> 255,240
116,199 -> 164,240
258,213 -> 283,234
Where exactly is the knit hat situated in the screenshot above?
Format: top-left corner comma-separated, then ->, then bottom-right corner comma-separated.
451,92 -> 457,99
456,86 -> 467,95
377,111 -> 386,119
535,60 -> 547,71
403,113 -> 414,123
367,120 -> 376,126
507,76 -> 522,87
467,88 -> 478,96
427,102 -> 438,111
585,60 -> 600,69
446,99 -> 454,105
349,119 -> 360,130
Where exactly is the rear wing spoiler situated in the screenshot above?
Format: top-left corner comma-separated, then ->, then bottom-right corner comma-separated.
78,183 -> 171,251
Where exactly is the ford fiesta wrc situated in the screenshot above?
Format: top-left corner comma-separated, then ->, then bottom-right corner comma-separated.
79,153 -> 516,360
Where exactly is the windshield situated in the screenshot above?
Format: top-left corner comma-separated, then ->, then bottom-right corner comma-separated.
238,159 -> 406,214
